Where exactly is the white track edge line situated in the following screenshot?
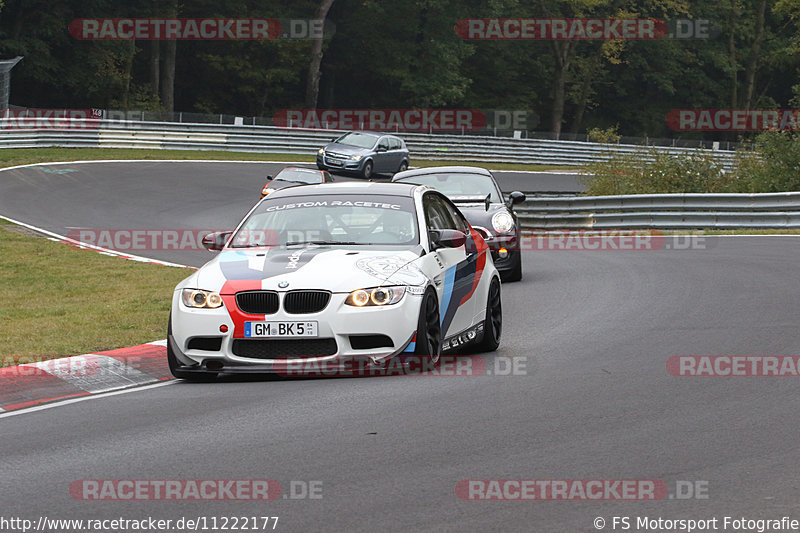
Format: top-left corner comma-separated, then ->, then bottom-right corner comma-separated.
0,381 -> 175,419
0,214 -> 193,268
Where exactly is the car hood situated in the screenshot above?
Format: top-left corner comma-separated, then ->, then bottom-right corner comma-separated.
323,143 -> 371,156
454,203 -> 509,226
185,246 -> 427,293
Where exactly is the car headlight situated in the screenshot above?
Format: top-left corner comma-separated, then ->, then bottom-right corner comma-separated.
318,148 -> 325,155
182,289 -> 224,309
262,187 -> 276,196
345,286 -> 405,307
349,154 -> 363,161
492,211 -> 515,234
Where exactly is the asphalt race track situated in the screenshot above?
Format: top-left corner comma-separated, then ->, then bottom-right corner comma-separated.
1,161 -> 799,532
0,161 -> 583,266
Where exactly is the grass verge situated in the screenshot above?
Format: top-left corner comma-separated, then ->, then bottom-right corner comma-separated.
0,220 -> 190,362
0,147 -> 314,168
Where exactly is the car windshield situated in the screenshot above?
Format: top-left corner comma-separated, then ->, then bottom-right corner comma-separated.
273,169 -> 324,184
396,173 -> 502,203
334,132 -> 379,149
230,194 -> 419,247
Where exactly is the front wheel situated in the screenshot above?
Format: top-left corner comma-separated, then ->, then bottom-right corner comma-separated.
361,160 -> 373,179
502,251 -> 522,282
476,277 -> 502,352
413,289 -> 441,364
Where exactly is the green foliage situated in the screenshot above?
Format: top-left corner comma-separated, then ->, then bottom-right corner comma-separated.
0,0 -> 797,138
587,125 -> 621,144
733,131 -> 800,191
584,131 -> 800,195
583,149 -> 737,195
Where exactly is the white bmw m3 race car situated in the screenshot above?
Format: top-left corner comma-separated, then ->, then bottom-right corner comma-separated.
168,182 -> 502,380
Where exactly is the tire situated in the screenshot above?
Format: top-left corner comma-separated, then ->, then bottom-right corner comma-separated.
396,160 -> 408,174
316,163 -> 327,170
413,288 -> 441,364
502,251 -> 522,282
361,160 -> 373,179
167,316 -> 218,381
476,277 -> 502,352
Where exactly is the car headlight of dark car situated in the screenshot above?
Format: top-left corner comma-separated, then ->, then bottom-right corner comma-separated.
491,211 -> 515,234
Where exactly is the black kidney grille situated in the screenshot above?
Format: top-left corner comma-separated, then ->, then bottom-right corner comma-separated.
236,291 -> 279,314
283,291 -> 331,314
232,338 -> 338,359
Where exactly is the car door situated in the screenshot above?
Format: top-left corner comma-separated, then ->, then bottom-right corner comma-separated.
387,137 -> 404,171
373,136 -> 392,173
421,192 -> 476,339
439,197 -> 489,329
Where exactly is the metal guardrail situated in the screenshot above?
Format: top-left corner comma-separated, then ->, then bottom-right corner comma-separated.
516,193 -> 800,229
0,118 -> 741,168
3,118 -> 782,228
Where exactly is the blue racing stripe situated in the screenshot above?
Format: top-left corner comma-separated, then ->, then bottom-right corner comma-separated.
440,266 -> 456,327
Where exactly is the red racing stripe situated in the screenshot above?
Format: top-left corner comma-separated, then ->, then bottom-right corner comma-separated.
220,280 -> 265,339
459,228 -> 488,305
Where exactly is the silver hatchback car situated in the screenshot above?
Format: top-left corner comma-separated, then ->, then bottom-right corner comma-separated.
316,131 -> 410,179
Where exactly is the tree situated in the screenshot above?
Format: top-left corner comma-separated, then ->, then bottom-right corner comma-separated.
305,0 -> 335,109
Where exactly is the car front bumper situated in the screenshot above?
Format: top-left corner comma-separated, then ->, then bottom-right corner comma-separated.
475,229 -> 519,272
317,153 -> 366,172
169,289 -> 422,373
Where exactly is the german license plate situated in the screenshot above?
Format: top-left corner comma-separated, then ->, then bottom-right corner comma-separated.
244,321 -> 318,338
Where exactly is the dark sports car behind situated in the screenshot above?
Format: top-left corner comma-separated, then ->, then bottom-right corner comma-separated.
392,166 -> 526,281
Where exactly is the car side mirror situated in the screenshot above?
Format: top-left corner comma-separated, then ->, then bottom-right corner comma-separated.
507,191 -> 526,207
429,229 -> 467,250
376,146 -> 387,153
201,231 -> 232,252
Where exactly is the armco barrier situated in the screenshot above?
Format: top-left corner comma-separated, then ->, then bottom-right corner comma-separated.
516,193 -> 800,229
0,118 -> 740,168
